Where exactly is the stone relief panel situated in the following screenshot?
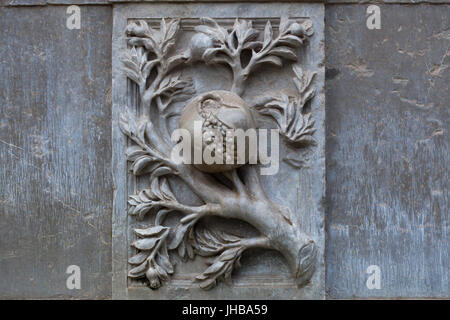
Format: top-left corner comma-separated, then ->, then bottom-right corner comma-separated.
112,3 -> 325,299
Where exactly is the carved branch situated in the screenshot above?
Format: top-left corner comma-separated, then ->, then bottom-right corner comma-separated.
240,165 -> 266,199
253,65 -> 317,146
194,16 -> 314,96
119,110 -> 175,171
193,228 -> 271,290
123,18 -> 193,151
239,18 -> 313,87
128,188 -> 221,221
223,169 -> 247,195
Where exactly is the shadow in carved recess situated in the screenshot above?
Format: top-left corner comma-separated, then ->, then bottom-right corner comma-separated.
120,17 -> 318,290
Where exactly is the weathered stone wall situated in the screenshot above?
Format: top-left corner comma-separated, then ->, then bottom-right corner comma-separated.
0,1 -> 448,299
0,5 -> 112,299
325,4 -> 449,298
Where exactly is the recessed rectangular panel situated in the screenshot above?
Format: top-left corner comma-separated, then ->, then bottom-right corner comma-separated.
112,2 -> 325,299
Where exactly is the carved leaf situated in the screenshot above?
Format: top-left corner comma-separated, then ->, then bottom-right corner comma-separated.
155,73 -> 195,111
279,34 -> 304,47
161,18 -> 180,55
122,46 -> 149,86
121,115 -> 175,177
232,19 -> 258,46
128,178 -> 176,219
263,20 -> 273,49
126,145 -> 148,162
279,16 -> 290,34
168,218 -> 197,251
195,25 -> 222,42
243,41 -> 262,50
256,55 -> 283,67
195,17 -> 228,43
154,263 -> 169,281
134,225 -> 168,237
128,252 -> 149,265
142,59 -> 158,80
156,252 -> 174,275
132,238 -> 159,250
177,237 -> 195,261
244,17 -> 313,77
128,262 -> 148,278
118,110 -> 136,139
269,46 -> 298,61
192,227 -> 241,257
155,208 -> 173,226
132,156 -> 155,175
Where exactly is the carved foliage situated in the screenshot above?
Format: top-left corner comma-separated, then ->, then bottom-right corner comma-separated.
120,17 -> 318,290
254,65 -> 317,146
193,17 -> 314,94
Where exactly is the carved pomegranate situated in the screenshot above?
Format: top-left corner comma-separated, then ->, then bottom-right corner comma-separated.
179,90 -> 256,173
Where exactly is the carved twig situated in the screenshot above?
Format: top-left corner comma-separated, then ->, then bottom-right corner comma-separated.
128,190 -> 221,220
253,65 -> 317,146
123,18 -> 194,156
119,110 -> 174,171
193,227 -> 270,290
125,19 -> 191,109
195,16 -> 314,95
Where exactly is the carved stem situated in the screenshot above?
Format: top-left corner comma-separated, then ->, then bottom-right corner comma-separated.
173,162 -> 316,284
230,61 -> 247,96
235,236 -> 271,250
222,195 -> 316,284
175,164 -> 237,203
140,54 -> 189,151
157,201 -> 221,217
147,229 -> 169,263
230,33 -> 285,96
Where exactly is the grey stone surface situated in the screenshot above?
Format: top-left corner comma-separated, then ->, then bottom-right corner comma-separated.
0,6 -> 112,298
0,1 -> 448,300
3,1 -> 448,7
112,2 -> 325,299
108,0 -> 324,2
2,0 -> 109,6
326,1 -> 449,3
0,0 -> 323,7
325,4 -> 449,298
